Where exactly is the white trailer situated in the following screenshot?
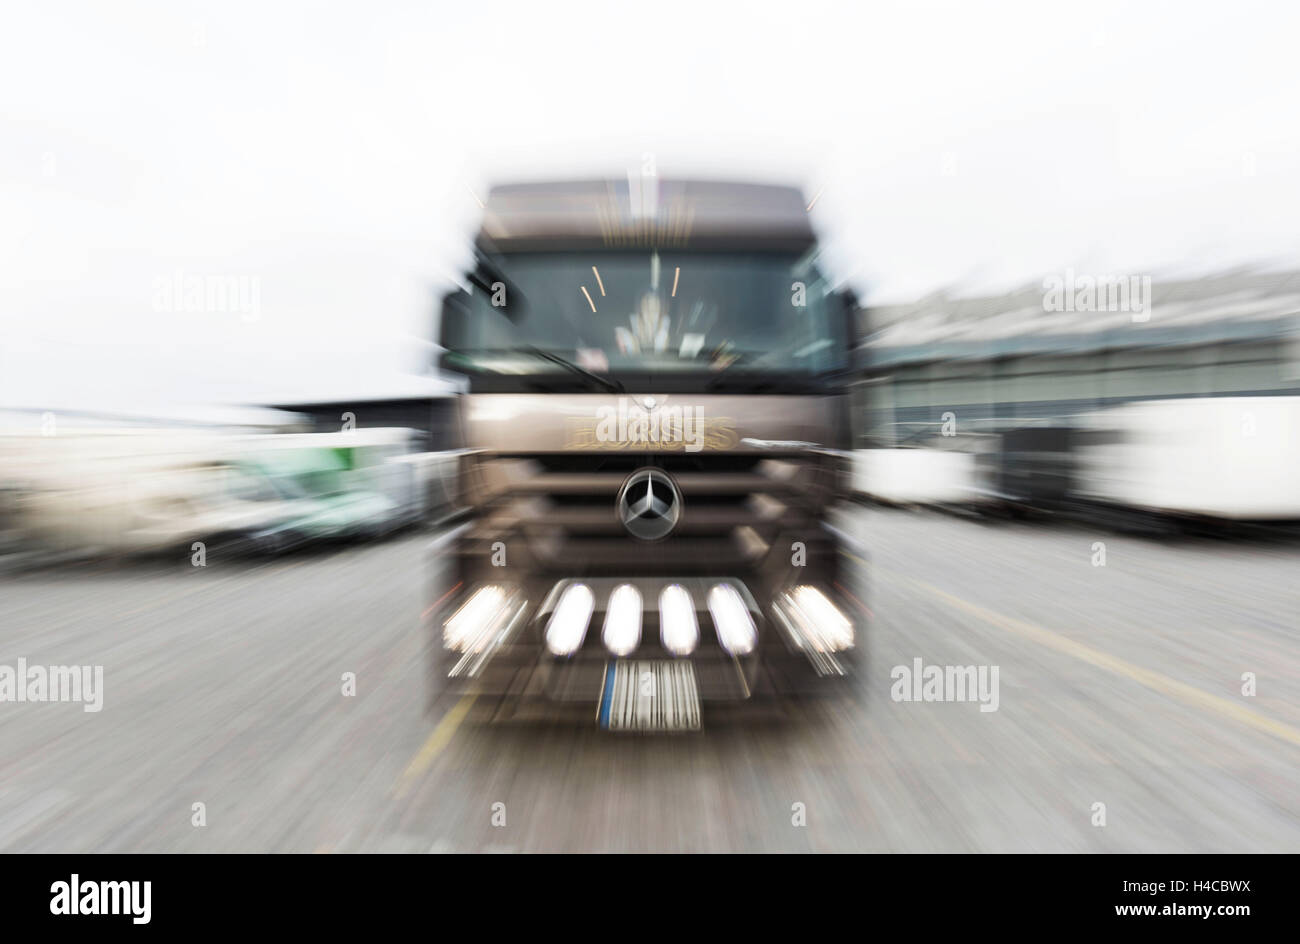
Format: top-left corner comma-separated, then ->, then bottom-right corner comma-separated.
1074,397 -> 1300,520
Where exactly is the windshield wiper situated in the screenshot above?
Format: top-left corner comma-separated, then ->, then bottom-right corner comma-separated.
515,346 -> 624,393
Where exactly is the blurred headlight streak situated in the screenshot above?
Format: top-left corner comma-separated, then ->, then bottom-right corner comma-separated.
658,584 -> 699,656
545,583 -> 594,656
707,583 -> 756,656
783,585 -> 854,652
444,585 -> 509,652
602,584 -> 642,656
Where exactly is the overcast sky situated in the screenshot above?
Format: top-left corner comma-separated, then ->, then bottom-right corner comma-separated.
2,0 -> 1298,413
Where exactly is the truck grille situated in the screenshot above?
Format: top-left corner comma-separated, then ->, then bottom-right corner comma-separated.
460,452 -> 838,576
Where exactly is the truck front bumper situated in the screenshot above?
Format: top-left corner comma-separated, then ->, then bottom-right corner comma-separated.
428,573 -> 865,721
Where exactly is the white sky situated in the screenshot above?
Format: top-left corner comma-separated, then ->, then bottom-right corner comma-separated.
2,0 -> 1298,412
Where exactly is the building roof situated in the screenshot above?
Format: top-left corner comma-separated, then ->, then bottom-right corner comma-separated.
864,268 -> 1300,366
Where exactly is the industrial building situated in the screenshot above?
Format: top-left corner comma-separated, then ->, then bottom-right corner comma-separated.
857,268 -> 1300,446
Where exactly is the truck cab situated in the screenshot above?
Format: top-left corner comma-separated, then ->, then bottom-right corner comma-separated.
428,178 -> 867,730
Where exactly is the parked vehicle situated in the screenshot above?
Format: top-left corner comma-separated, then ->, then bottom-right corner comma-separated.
0,427 -> 423,560
951,398 -> 1300,531
852,432 -> 1000,510
240,449 -> 399,545
1073,397 -> 1300,524
986,426 -> 1077,518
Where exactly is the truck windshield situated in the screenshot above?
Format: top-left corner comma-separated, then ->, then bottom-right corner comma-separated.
444,251 -> 849,390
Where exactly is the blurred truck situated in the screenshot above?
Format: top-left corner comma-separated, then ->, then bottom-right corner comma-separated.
427,178 -> 868,730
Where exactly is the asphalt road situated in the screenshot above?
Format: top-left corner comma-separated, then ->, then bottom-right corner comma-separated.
1,508 -> 1297,852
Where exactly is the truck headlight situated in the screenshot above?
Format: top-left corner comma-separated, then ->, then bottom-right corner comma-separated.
708,583 -> 757,656
659,584 -> 699,656
602,584 -> 642,656
545,583 -> 595,656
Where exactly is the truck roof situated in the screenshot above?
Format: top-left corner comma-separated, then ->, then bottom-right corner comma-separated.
476,178 -> 815,254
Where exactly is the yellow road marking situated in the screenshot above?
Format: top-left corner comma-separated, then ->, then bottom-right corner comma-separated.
396,695 -> 477,797
901,574 -> 1300,750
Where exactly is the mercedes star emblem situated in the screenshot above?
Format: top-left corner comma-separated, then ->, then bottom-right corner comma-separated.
616,467 -> 682,541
